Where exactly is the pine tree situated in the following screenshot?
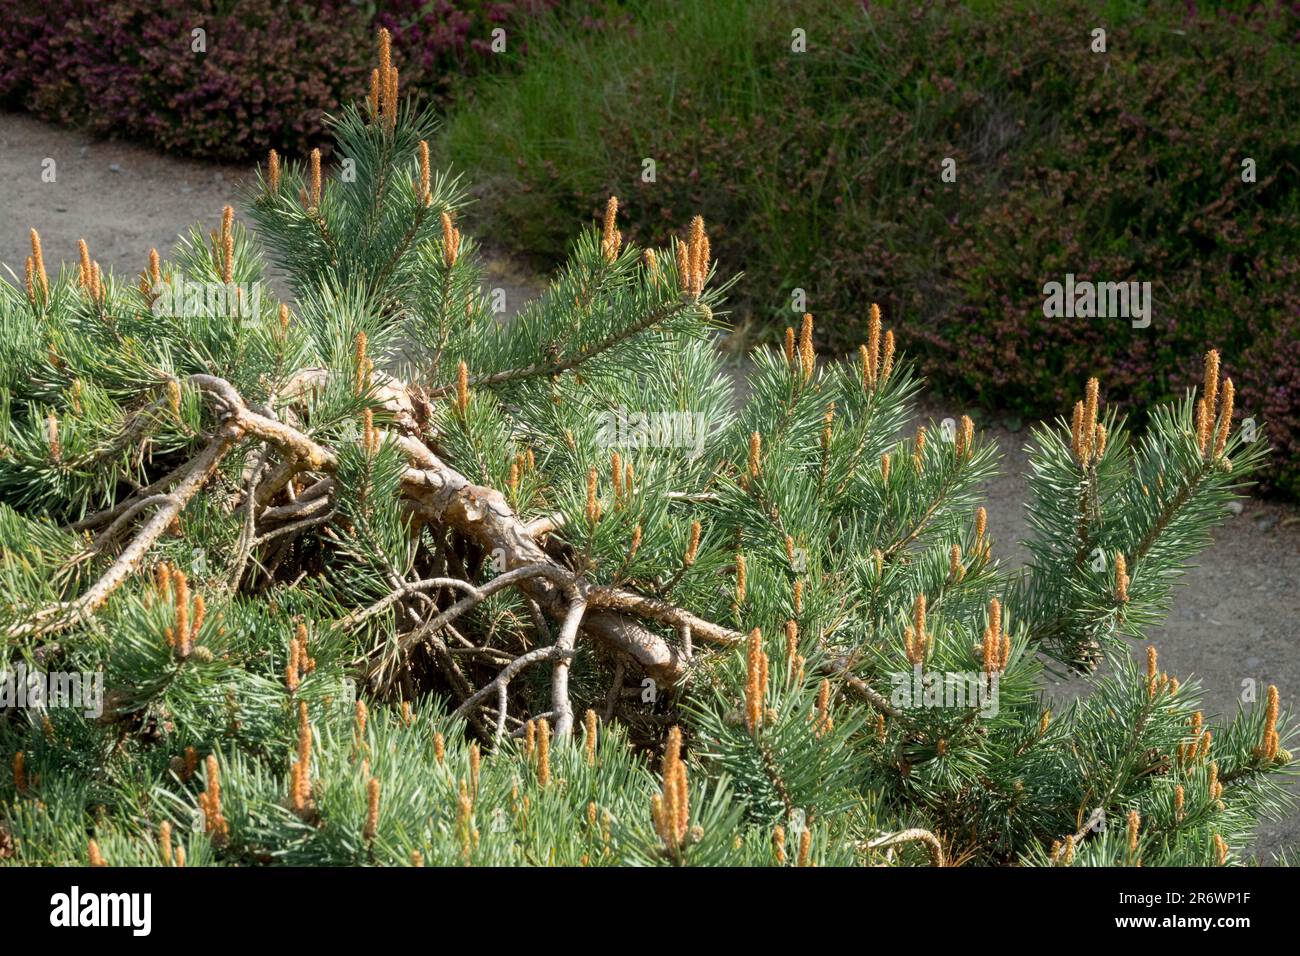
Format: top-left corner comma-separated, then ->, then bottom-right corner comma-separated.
0,30 -> 1292,867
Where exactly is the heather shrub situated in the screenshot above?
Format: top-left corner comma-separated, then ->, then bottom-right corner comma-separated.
0,0 -> 372,159
0,0 -> 572,160
442,0 -> 1300,494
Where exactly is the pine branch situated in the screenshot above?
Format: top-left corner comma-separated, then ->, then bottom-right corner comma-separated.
7,424 -> 240,639
192,375 -> 732,686
865,827 -> 945,866
425,299 -> 692,399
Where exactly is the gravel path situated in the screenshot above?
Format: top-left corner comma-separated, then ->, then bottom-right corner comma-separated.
3,110 -> 1297,861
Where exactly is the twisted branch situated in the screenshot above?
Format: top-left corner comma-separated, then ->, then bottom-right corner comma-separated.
864,828 -> 945,866
8,425 -> 241,639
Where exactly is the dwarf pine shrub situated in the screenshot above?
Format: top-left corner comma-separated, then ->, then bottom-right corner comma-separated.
0,30 -> 1292,867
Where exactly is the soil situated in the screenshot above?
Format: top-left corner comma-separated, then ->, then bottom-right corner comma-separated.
3,110 -> 1297,861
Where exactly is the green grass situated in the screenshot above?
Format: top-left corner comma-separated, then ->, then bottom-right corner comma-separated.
438,0 -> 818,253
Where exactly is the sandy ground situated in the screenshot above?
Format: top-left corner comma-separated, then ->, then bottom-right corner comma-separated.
3,110 -> 1298,861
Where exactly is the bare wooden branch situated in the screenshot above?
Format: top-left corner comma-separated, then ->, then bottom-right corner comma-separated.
450,646 -> 560,722
865,828 -> 945,866
586,586 -> 745,646
26,374 -> 714,691
8,425 -> 241,639
551,588 -> 587,738
94,494 -> 178,548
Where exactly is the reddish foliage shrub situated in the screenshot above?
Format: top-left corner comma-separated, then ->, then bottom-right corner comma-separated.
0,0 -> 372,159
0,0 -> 562,160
